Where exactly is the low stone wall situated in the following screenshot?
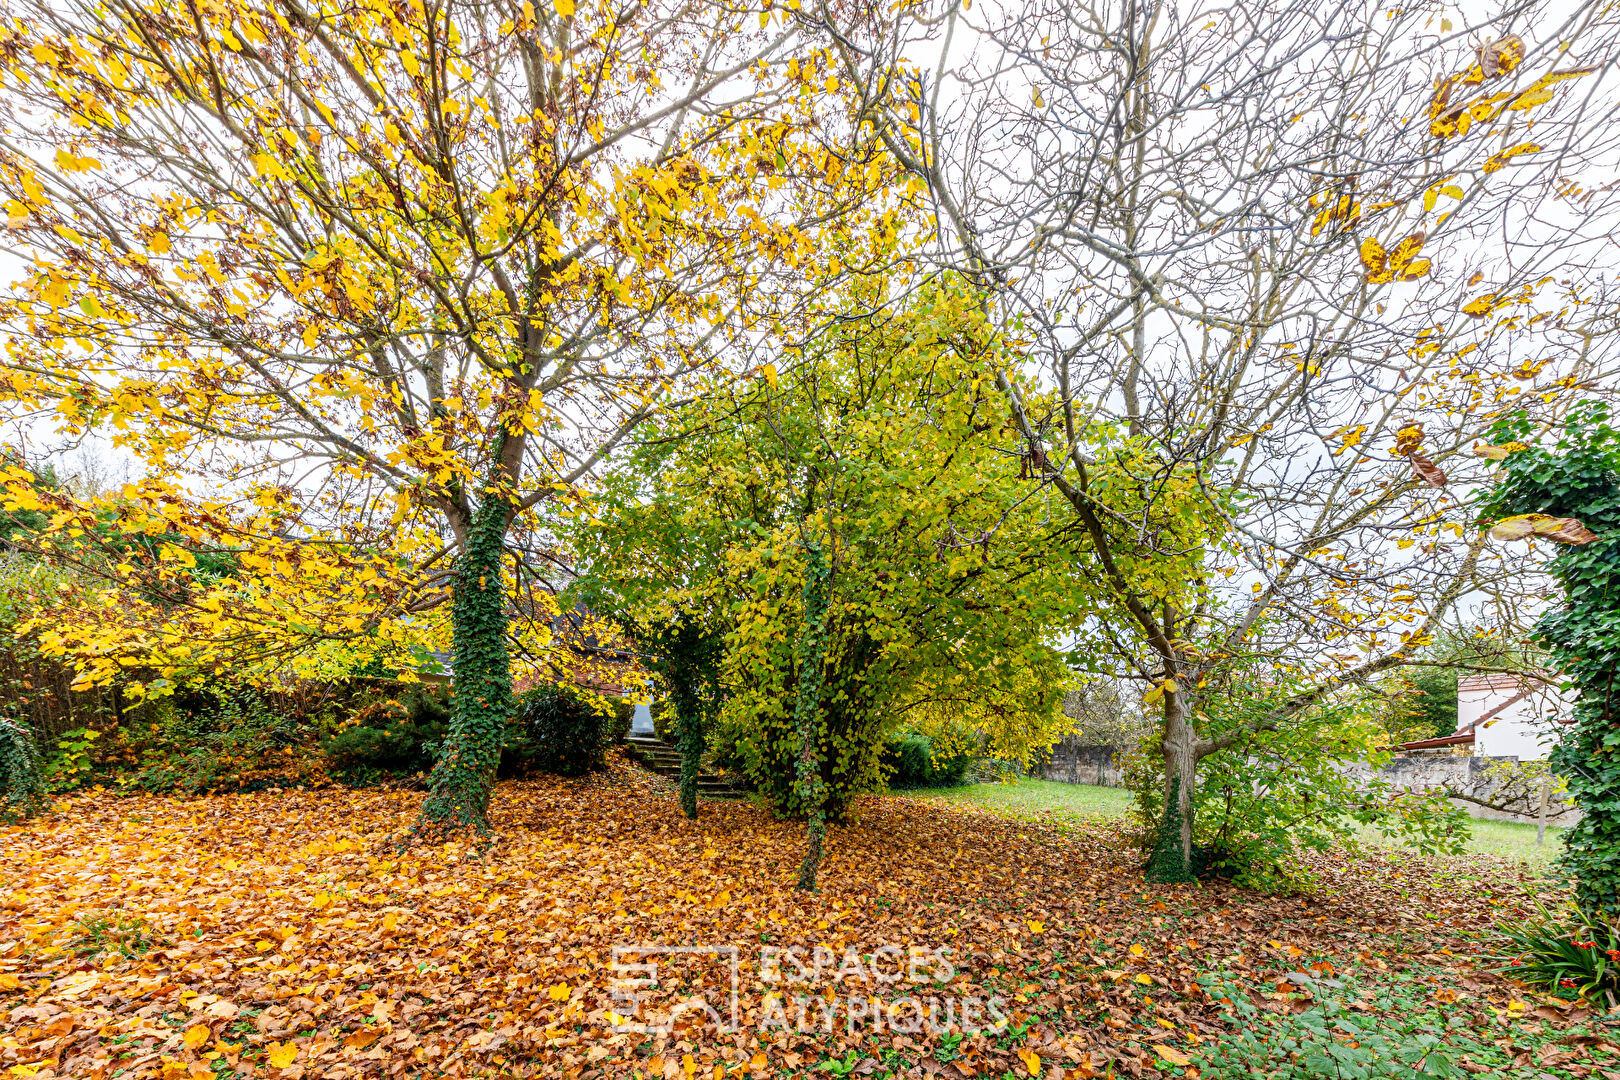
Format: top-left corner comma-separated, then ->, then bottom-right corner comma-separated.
1354,753 -> 1581,826
1032,741 -> 1580,826
1031,739 -> 1127,788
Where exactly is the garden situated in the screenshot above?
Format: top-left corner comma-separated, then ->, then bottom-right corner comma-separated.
1,0 -> 1619,1078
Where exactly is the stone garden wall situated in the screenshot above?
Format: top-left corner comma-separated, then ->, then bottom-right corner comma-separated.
1030,739 -> 1580,826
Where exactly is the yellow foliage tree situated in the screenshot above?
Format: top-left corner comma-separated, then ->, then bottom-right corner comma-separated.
0,0 -> 903,832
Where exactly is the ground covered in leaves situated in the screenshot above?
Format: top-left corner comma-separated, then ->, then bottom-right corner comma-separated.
2,757 -> 1616,1080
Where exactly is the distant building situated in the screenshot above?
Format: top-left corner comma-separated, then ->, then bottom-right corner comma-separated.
1458,673 -> 1568,759
1397,672 -> 1570,759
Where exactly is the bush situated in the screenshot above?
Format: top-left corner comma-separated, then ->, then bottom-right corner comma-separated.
650,698 -> 673,742
322,688 -> 449,780
127,687 -> 309,794
602,695 -> 634,745
1488,901 -> 1620,1001
706,711 -> 752,774
503,685 -> 608,777
41,727 -> 100,792
883,733 -> 972,789
0,715 -> 45,823
324,719 -> 446,775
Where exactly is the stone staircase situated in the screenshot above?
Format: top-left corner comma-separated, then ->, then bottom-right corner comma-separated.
624,735 -> 747,800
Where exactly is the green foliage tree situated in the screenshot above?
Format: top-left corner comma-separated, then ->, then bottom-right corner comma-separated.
1125,660 -> 1468,890
580,279 -> 1078,824
1479,402 -> 1620,919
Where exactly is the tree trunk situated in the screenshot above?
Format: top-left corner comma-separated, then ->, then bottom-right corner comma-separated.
670,672 -> 704,820
794,542 -> 832,891
416,499 -> 512,837
1145,689 -> 1198,883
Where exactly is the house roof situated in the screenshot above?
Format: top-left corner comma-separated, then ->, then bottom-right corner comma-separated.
1395,732 -> 1476,751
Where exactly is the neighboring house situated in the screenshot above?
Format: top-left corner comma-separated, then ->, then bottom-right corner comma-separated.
1397,672 -> 1570,759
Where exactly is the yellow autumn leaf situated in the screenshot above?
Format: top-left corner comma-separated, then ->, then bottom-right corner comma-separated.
554,0 -> 574,15
1134,972 -> 1154,985
761,364 -> 777,388
1483,142 -> 1541,173
1129,943 -> 1146,958
1026,919 -> 1044,933
184,1024 -> 211,1050
1396,257 -> 1431,282
1358,237 -> 1388,281
265,1041 -> 298,1069
1155,1045 -> 1193,1067
1016,1047 -> 1042,1076
548,983 -> 571,1000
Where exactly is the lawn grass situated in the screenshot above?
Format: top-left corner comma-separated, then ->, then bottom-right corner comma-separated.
1357,816 -> 1569,870
889,777 -> 1135,822
894,777 -> 1569,870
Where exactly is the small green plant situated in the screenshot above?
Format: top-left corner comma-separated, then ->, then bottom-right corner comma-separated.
1487,900 -> 1620,1002
818,1049 -> 864,1076
933,1032 -> 964,1064
68,912 -> 163,960
883,733 -> 973,789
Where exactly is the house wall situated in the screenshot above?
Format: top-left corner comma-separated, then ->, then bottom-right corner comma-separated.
1457,673 -> 1567,760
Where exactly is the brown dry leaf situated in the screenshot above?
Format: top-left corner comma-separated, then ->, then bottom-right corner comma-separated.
1541,518 -> 1600,544
1407,451 -> 1447,487
1491,513 -> 1599,544
1479,35 -> 1526,79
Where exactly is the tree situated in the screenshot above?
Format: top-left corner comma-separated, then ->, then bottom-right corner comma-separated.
0,0 -> 894,833
1479,402 -> 1620,919
581,278 -> 1078,832
829,0 -> 1620,874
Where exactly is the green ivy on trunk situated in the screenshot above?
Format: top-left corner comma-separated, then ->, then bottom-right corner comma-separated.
417,497 -> 513,836
794,541 -> 832,891
0,716 -> 45,824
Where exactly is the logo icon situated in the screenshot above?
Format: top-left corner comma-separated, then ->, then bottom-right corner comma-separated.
609,945 -> 740,1034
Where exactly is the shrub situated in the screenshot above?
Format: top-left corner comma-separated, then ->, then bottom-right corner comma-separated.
42,727 -> 100,792
125,686 -> 309,794
705,710 -> 759,775
0,715 -> 45,823
602,695 -> 634,745
324,719 -> 446,775
1488,901 -> 1620,1001
883,733 -> 972,789
503,685 -> 608,777
322,688 -> 450,780
650,698 -> 674,742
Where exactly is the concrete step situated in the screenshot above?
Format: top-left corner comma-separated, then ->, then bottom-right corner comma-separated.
622,738 -> 748,798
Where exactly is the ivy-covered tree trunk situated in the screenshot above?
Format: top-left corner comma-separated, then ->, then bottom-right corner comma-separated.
417,498 -> 513,836
669,665 -> 705,820
1147,691 -> 1198,884
794,542 -> 832,891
